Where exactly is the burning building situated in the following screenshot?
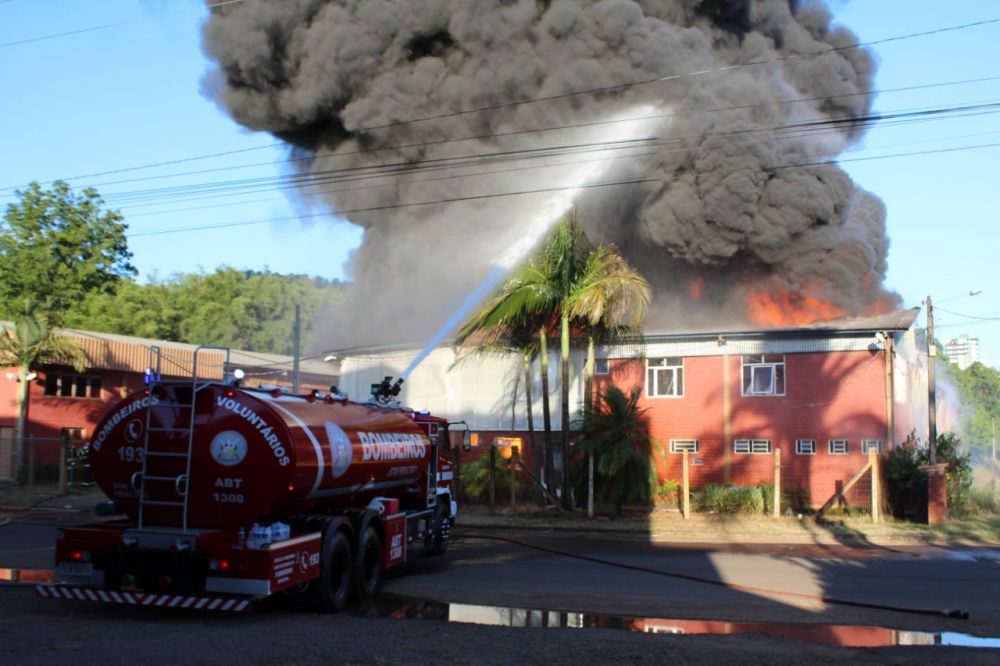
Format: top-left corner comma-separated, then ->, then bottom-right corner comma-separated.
200,1 -> 917,503
336,308 -> 924,507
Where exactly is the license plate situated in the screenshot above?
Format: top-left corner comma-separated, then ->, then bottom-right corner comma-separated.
56,562 -> 94,577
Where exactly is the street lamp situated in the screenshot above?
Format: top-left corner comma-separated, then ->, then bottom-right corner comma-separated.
926,288 -> 982,464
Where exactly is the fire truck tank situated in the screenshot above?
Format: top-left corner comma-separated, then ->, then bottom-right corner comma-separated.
87,384 -> 441,529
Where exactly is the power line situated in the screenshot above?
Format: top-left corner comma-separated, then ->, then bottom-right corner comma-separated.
352,18 -> 1000,133
0,0 -> 244,49
936,307 -> 1000,323
122,136 -> 1000,240
0,33 -> 996,192
82,99 -> 1000,207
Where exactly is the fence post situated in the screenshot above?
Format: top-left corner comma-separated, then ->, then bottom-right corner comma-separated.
59,434 -> 69,494
682,449 -> 690,520
452,445 -> 462,504
870,447 -> 880,524
773,448 -> 781,518
511,446 -> 518,509
28,435 -> 35,486
488,443 -> 496,515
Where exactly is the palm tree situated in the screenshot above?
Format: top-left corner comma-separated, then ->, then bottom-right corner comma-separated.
578,385 -> 660,516
0,300 -> 86,483
455,281 -> 554,487
459,213 -> 651,511
565,242 -> 651,515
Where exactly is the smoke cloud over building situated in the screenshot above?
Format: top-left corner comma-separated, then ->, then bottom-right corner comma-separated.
201,0 -> 899,348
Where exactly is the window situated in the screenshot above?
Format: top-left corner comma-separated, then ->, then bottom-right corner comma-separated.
647,357 -> 683,398
795,439 -> 816,455
44,370 -> 101,399
670,439 -> 698,453
741,355 -> 785,396
829,439 -> 848,455
60,427 -> 86,444
734,439 -> 772,454
862,439 -> 881,455
594,358 -> 609,375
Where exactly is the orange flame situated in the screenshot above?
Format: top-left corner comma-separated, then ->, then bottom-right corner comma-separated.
688,276 -> 704,299
746,288 -> 846,327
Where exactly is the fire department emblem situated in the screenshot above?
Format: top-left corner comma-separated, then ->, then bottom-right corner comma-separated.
210,430 -> 248,467
125,418 -> 143,443
325,421 -> 352,478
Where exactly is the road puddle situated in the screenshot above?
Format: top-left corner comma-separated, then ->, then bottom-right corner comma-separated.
369,596 -> 1000,649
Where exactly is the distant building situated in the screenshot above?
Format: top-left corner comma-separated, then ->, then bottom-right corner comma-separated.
0,326 -> 339,480
944,334 -> 981,370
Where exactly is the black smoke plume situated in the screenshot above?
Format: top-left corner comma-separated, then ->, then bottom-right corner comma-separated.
201,0 -> 899,347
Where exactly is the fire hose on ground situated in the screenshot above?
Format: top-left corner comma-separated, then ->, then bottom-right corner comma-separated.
453,531 -> 971,620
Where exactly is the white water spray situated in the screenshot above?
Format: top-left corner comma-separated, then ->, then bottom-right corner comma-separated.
400,106 -> 662,381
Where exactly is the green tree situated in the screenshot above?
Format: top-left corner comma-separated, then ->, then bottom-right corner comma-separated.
0,181 -> 135,319
0,300 -> 86,483
65,268 -> 347,355
577,385 -> 660,516
952,362 -> 1000,464
566,242 -> 651,514
456,278 -> 554,489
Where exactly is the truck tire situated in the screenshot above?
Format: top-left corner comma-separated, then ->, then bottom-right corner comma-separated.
351,525 -> 383,602
430,502 -> 450,556
317,528 -> 353,612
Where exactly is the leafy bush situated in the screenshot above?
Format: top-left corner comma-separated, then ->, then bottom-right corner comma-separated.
574,386 -> 661,515
884,433 -> 927,521
757,483 -> 812,516
883,431 -> 974,520
966,481 -> 999,516
694,484 -> 764,514
461,455 -> 514,503
655,479 -> 680,509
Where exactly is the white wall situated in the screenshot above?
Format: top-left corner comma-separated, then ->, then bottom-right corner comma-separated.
339,346 -> 585,431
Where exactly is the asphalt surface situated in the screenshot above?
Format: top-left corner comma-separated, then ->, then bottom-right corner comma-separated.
3,499 -> 1000,663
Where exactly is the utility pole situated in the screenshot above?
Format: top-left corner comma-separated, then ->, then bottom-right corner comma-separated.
292,304 -> 301,394
926,295 -> 938,464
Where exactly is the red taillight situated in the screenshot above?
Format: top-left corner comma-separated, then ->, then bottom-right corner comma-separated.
218,559 -> 231,572
70,550 -> 84,562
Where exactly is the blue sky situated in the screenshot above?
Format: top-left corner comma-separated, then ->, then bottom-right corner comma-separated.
1,0 -> 998,363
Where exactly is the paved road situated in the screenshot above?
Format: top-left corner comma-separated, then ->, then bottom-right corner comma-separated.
3,510 -> 999,640
384,527 -> 1000,637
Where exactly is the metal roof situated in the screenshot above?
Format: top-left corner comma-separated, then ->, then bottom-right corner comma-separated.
641,307 -> 921,339
1,323 -> 338,380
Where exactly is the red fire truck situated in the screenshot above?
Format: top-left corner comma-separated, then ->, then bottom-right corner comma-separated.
36,347 -> 463,612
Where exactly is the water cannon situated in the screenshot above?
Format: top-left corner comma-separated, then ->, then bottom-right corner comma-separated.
370,376 -> 404,404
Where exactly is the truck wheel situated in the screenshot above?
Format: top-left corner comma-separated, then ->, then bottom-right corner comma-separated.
430,502 -> 450,556
351,525 -> 382,602
317,528 -> 353,612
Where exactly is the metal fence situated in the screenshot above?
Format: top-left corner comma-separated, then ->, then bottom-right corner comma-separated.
0,434 -> 92,487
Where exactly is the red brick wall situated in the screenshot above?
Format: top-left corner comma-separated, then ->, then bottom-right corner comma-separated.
594,349 -> 888,507
1,367 -> 145,465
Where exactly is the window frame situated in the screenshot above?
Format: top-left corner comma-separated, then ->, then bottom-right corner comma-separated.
795,439 -> 816,455
861,439 -> 881,455
734,439 -> 772,454
740,354 -> 786,397
829,439 -> 849,455
670,439 -> 699,454
43,369 -> 102,399
646,357 -> 684,399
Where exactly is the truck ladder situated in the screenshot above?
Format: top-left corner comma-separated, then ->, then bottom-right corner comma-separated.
136,345 -> 232,531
